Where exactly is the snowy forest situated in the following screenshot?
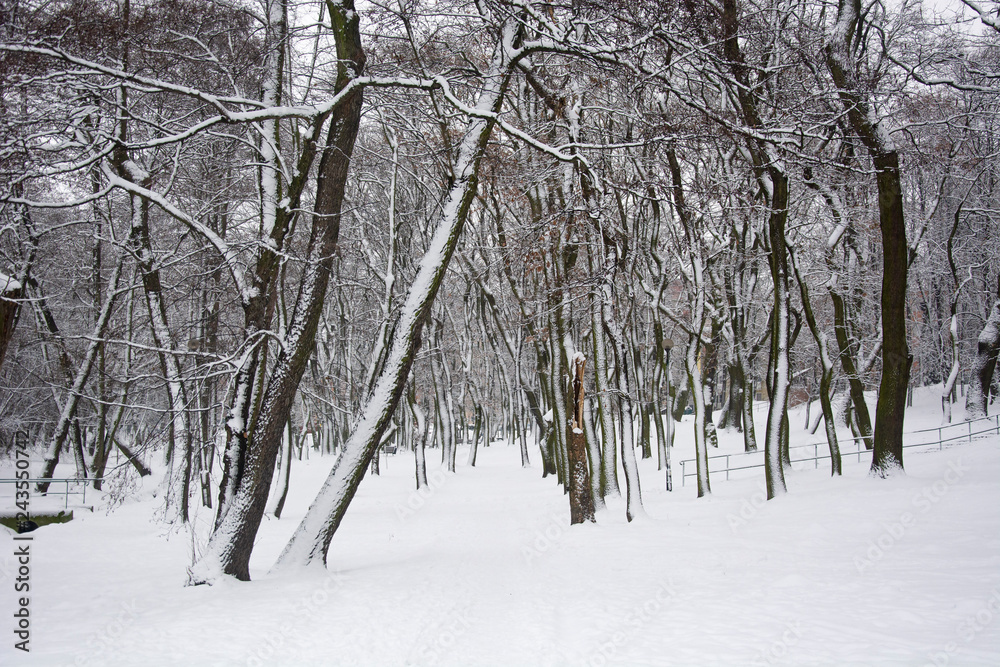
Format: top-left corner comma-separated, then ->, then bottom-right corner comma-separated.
1,0 -> 1000,663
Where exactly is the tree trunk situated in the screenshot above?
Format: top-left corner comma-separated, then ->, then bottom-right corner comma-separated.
189,0 -> 367,581
685,332 -> 712,498
36,260 -> 125,493
271,17 -> 522,572
826,0 -> 910,477
568,354 -> 596,524
830,288 -> 874,449
0,273 -> 22,380
583,396 -> 606,511
763,170 -> 790,500
967,292 -> 1000,419
272,420 -> 293,519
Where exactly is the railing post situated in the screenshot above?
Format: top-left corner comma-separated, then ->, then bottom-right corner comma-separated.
968,421 -> 972,443
681,460 -> 686,487
726,455 -> 730,481
815,443 -> 818,469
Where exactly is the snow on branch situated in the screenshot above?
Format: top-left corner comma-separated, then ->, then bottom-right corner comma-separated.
100,163 -> 249,302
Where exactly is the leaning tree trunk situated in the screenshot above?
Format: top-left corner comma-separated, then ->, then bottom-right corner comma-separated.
189,0 -> 367,582
791,251 -> 841,475
271,18 -> 522,572
36,260 -> 125,493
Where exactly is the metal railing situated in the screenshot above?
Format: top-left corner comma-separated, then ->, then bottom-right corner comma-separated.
680,413 -> 1000,486
0,478 -> 102,510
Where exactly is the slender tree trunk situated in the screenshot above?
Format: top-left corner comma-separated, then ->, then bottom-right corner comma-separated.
763,171 -> 790,500
583,396 -> 606,511
830,288 -> 874,449
686,332 -> 711,498
36,260 -> 125,492
272,420 -> 293,519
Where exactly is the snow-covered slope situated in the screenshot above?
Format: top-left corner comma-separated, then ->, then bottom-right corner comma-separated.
2,387 -> 998,666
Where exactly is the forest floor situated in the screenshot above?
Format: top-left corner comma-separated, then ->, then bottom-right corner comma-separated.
2,387 -> 999,666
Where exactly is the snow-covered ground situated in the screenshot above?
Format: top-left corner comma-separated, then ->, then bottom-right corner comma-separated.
2,387 -> 999,666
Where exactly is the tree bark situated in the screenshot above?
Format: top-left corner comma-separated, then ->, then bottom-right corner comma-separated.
967,292 -> 1000,419
271,15 -> 523,572
568,354 -> 596,524
190,0 -> 367,581
826,0 -> 911,476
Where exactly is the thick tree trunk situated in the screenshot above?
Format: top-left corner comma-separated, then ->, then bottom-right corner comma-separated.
826,0 -> 910,477
190,0 -> 367,581
966,295 -> 1000,420
0,273 -> 22,375
568,354 -> 596,524
869,152 -> 911,476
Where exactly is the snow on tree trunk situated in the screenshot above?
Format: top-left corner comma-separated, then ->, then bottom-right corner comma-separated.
826,0 -> 910,477
0,270 -> 22,374
685,332 -> 712,498
37,260 -> 125,493
583,396 -> 606,511
188,0 -> 367,582
942,309 -> 960,424
271,19 -> 522,572
763,171 -> 790,500
568,352 -> 596,524
967,297 -> 1000,419
592,288 -> 620,498
271,421 -> 293,519
792,251 -> 841,475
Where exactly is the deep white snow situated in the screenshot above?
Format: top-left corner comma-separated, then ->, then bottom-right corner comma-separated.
2,387 -> 999,666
